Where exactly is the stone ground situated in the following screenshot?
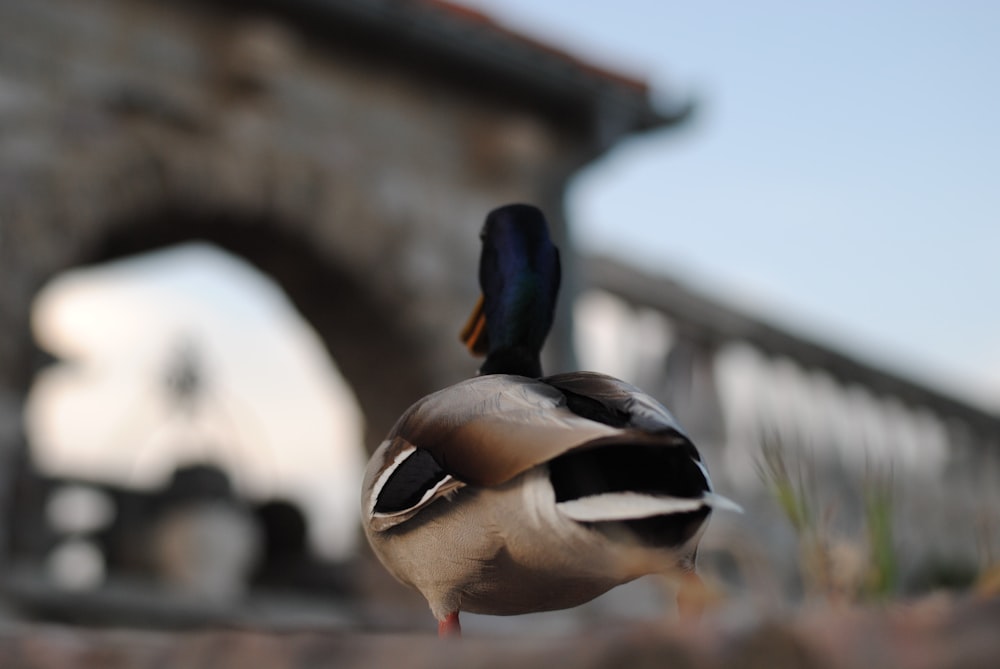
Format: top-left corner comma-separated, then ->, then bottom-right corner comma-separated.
1,594 -> 998,669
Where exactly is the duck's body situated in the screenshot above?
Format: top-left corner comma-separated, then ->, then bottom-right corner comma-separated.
361,204 -> 735,636
363,372 -> 724,620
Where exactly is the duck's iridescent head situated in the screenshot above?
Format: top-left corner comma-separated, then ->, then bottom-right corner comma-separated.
460,204 -> 561,378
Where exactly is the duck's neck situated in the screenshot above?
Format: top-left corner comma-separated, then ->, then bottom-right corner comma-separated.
469,204 -> 561,378
478,240 -> 560,379
480,346 -> 544,378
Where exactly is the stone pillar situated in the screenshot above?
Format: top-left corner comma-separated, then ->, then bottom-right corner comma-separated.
0,386 -> 25,569
661,333 -> 726,448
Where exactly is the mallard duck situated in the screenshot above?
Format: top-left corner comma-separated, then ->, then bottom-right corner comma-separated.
362,204 -> 737,637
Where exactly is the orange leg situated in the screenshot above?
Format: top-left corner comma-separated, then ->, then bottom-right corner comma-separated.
438,611 -> 462,638
676,570 -> 706,622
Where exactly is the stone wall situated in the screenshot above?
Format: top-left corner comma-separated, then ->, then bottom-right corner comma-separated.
0,0 -> 587,452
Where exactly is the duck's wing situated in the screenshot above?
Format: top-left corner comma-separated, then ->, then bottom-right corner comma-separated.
364,375 -> 620,530
541,371 -> 742,544
542,371 -> 690,439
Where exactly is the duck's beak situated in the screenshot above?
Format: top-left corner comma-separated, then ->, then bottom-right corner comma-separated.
459,293 -> 489,356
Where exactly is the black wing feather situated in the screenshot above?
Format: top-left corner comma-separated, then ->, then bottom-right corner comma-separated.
374,449 -> 448,515
548,442 -> 709,503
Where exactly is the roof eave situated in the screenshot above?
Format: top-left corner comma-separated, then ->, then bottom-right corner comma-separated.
210,0 -> 691,143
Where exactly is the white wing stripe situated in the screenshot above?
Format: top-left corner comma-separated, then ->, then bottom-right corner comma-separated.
367,443 -> 415,517
557,491 -> 742,522
373,474 -> 456,520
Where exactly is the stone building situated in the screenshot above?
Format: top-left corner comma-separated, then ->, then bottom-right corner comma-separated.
0,0 -> 688,623
0,0 -> 688,448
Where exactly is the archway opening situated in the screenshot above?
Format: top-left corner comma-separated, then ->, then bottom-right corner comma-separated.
11,207 -> 433,624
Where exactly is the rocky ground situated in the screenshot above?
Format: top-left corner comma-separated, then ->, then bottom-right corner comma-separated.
2,593 -> 998,669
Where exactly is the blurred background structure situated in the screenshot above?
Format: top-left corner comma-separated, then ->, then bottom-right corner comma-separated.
0,0 -> 997,638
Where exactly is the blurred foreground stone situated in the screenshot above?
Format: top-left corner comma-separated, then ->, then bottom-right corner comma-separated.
1,594 -> 998,669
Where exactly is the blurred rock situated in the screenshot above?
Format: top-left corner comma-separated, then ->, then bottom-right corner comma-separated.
0,595 -> 998,669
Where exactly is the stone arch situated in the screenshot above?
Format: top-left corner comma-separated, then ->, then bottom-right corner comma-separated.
37,207 -> 438,458
83,205 -> 437,454
5,134 -> 446,454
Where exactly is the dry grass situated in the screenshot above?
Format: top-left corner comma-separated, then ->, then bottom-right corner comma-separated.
755,434 -> 898,606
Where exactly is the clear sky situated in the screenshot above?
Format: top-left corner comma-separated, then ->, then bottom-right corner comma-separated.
456,1 -> 1000,409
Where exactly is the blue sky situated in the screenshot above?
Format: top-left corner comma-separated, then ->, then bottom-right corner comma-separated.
457,1 -> 1000,408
